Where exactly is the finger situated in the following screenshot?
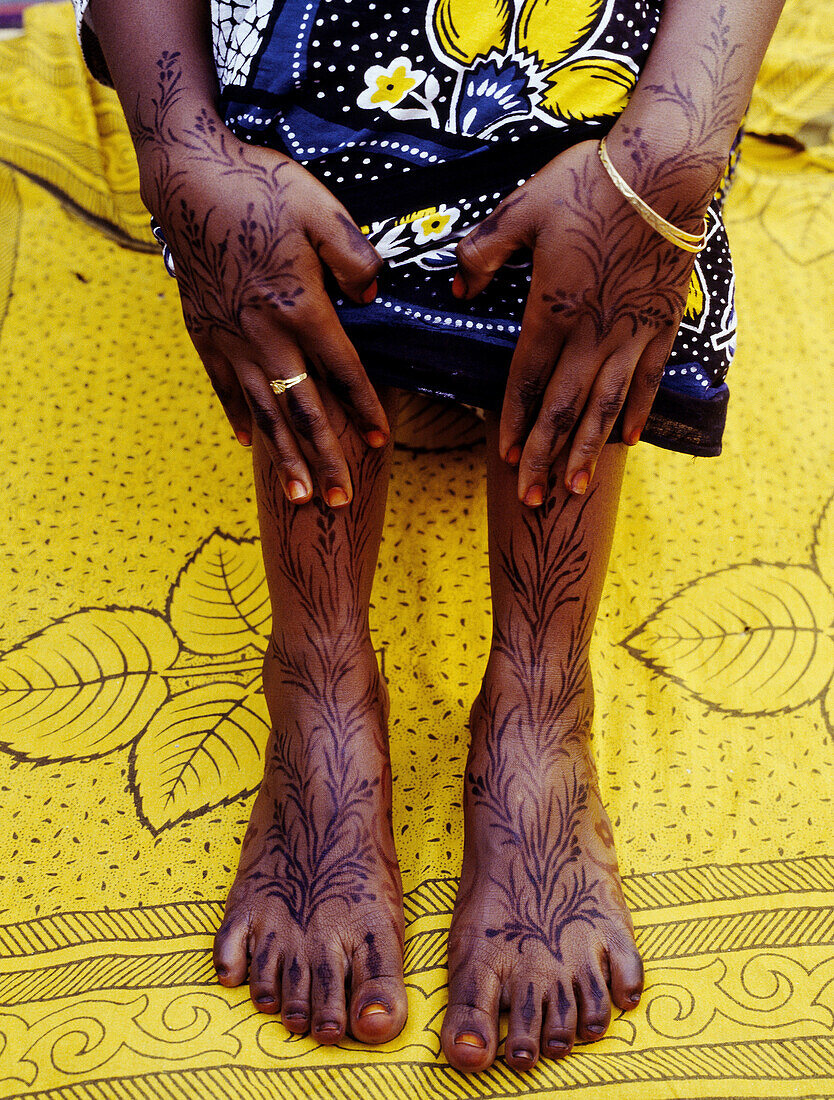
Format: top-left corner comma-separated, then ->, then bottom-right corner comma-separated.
498,277 -> 567,464
312,203 -> 383,304
239,364 -> 314,503
453,191 -> 531,299
563,344 -> 639,496
620,329 -> 676,446
298,303 -> 391,448
195,344 -> 253,447
254,336 -> 353,507
516,338 -> 604,505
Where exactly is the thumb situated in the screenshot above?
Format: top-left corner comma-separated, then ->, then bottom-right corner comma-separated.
453,192 -> 530,299
314,206 -> 384,304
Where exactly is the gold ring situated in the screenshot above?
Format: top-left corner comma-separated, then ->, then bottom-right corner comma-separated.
269,372 -> 308,396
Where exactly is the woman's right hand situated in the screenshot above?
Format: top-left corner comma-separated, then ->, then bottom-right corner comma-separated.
137,95 -> 388,508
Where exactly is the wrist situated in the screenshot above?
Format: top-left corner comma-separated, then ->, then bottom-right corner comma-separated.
605,111 -> 729,226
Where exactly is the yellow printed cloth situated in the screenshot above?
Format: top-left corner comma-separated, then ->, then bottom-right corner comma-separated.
0,4 -> 833,1098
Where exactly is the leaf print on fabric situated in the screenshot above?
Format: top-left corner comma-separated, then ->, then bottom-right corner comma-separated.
430,0 -> 514,66
427,0 -> 636,135
624,492 -> 834,739
168,532 -> 270,656
0,532 -> 279,830
0,610 -> 180,763
131,680 -> 270,833
539,55 -> 637,124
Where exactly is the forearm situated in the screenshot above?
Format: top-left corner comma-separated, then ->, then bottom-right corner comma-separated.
86,0 -> 222,162
607,0 -> 785,216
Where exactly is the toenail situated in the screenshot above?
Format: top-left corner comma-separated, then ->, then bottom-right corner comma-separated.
455,1031 -> 487,1049
284,1012 -> 308,1022
512,1048 -> 533,1061
255,995 -> 274,1004
628,993 -> 641,1005
317,1021 -> 341,1033
359,1001 -> 390,1018
547,1039 -> 569,1054
215,965 -> 228,977
587,1023 -> 606,1035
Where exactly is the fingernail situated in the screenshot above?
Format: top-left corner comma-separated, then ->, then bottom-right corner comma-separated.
359,1000 -> 390,1018
234,429 -> 252,447
287,480 -> 307,502
361,279 -> 378,304
451,272 -> 466,298
625,428 -> 641,446
366,429 -> 387,448
455,1031 -> 487,1048
327,487 -> 350,508
506,445 -> 521,466
571,470 -> 589,495
524,485 -> 544,507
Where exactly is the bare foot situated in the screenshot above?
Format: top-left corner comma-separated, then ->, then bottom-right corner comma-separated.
441,675 -> 643,1072
213,642 -> 407,1045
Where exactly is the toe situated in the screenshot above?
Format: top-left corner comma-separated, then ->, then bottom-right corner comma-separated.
504,979 -> 542,1071
248,929 -> 281,1012
213,916 -> 248,987
575,966 -> 611,1041
281,952 -> 311,1034
541,979 -> 576,1058
349,928 -> 408,1044
311,950 -> 348,1044
608,940 -> 644,1011
441,965 -> 501,1073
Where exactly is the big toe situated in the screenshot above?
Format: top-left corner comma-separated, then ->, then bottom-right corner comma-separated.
349,929 -> 407,1044
441,965 -> 501,1073
213,915 -> 249,987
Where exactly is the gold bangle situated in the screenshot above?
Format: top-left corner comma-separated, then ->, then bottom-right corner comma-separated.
598,137 -> 707,254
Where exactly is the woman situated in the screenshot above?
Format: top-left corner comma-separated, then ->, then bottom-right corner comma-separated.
74,0 -> 783,1073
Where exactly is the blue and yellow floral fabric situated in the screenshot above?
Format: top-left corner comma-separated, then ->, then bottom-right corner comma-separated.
75,0 -> 738,456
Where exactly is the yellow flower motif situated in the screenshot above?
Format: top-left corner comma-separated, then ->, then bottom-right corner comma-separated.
373,66 -> 416,105
358,57 -> 426,111
412,205 -> 461,245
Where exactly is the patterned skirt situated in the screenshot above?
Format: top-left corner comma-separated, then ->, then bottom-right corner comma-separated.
202,0 -> 737,455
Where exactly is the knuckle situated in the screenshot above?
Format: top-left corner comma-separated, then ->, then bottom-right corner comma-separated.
250,401 -> 282,436
525,450 -> 553,475
640,365 -> 666,392
289,401 -> 326,437
456,233 -> 489,273
541,398 -> 579,437
574,438 -> 602,461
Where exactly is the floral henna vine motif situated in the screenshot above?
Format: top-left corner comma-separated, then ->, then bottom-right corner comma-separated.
131,52 -> 305,342
541,161 -> 691,341
467,490 -> 608,957
244,447 -> 398,929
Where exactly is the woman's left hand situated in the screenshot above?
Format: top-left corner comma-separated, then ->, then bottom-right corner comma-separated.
453,138 -> 701,504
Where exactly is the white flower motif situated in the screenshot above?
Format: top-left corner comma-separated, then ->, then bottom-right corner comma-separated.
357,57 -> 426,111
411,206 -> 461,246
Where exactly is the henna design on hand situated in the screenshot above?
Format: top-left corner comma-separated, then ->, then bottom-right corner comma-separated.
132,52 -> 304,342
539,159 -> 691,341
